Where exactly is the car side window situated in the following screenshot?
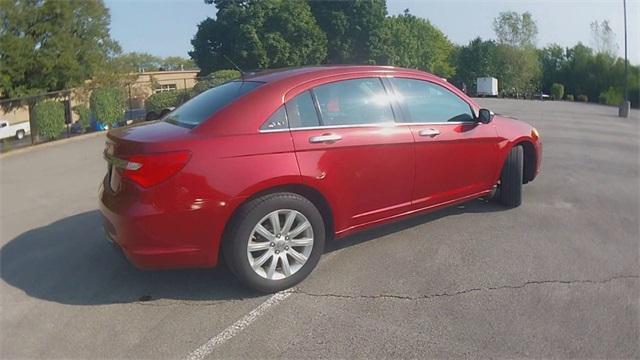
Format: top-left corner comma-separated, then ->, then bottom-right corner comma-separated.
260,106 -> 288,131
285,91 -> 320,128
313,78 -> 394,126
390,78 -> 474,123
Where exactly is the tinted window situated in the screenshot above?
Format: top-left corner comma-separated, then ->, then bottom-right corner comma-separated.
285,91 -> 320,128
313,78 -> 394,126
260,106 -> 288,130
390,78 -> 474,123
164,81 -> 262,127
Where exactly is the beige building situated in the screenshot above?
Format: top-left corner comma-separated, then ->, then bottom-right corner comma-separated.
127,70 -> 200,109
0,69 -> 200,125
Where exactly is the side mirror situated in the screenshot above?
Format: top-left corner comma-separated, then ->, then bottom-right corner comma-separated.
478,108 -> 494,124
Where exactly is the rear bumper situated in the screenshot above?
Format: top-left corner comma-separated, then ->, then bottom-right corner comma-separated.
99,179 -> 232,270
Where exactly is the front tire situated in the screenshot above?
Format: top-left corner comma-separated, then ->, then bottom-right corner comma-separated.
223,192 -> 326,293
498,146 -> 523,207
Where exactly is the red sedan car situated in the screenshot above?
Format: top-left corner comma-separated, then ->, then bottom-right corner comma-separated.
100,66 -> 541,292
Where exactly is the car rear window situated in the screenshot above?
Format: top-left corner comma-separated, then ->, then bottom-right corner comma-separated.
163,81 -> 263,128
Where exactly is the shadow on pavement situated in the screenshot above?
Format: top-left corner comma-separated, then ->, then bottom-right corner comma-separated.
326,197 -> 506,253
0,210 -> 257,305
1,198 -> 506,305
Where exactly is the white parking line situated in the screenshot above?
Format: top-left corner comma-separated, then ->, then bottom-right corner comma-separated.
185,289 -> 293,360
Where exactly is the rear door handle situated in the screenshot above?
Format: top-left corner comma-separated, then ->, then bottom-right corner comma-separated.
418,128 -> 440,137
309,134 -> 342,143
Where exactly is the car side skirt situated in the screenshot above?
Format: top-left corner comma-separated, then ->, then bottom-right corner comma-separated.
334,189 -> 493,239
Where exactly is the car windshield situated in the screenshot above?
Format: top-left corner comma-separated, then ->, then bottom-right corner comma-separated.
163,81 -> 263,128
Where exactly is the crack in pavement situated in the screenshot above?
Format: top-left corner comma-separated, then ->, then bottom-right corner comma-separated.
130,274 -> 639,306
292,274 -> 640,301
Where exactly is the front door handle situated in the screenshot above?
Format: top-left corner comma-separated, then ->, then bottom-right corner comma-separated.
418,128 -> 440,137
309,133 -> 342,144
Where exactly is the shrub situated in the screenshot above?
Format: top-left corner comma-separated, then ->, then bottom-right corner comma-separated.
34,100 -> 65,140
72,104 -> 91,131
145,89 -> 193,113
90,87 -> 126,127
550,83 -> 564,101
565,94 -> 574,101
598,86 -> 623,106
192,69 -> 240,94
577,94 -> 589,102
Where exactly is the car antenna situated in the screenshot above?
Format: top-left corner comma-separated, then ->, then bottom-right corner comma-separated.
222,54 -> 246,81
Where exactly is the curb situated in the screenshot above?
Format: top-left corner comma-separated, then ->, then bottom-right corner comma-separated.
0,131 -> 106,159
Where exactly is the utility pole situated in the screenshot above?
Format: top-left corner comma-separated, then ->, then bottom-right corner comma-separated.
619,0 -> 630,117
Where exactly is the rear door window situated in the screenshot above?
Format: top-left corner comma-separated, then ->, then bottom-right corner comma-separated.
164,81 -> 262,128
313,78 -> 394,126
285,91 -> 320,128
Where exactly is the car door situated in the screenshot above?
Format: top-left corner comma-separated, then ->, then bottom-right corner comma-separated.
285,77 -> 415,234
387,77 -> 500,208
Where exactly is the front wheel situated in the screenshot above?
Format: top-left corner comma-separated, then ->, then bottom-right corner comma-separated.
498,145 -> 523,207
223,193 -> 326,293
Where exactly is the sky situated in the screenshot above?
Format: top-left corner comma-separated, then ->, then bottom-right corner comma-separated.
105,0 -> 640,64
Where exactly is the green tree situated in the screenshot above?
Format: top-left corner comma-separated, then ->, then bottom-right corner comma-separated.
192,69 -> 240,94
72,104 -> 91,131
0,0 -> 120,141
90,88 -> 126,128
492,11 -> 541,96
539,44 -> 567,93
495,44 -> 541,96
190,0 -> 327,74
308,0 -> 386,64
110,52 -> 163,73
145,90 -> 192,113
33,101 -> 65,140
108,53 -> 197,73
372,10 -> 455,78
493,11 -> 538,47
452,37 -> 499,92
162,56 -> 197,71
590,19 -> 618,57
550,83 -> 564,100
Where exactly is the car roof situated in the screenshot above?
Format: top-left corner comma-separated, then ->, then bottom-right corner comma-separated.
242,65 -> 441,84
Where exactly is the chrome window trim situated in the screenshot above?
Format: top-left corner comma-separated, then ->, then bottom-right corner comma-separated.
395,121 -> 480,126
258,121 -> 479,133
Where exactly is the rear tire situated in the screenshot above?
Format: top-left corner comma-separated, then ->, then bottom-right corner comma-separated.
16,130 -> 25,140
223,192 -> 325,293
498,146 -> 523,207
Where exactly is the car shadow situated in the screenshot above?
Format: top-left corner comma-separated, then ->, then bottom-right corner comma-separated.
325,197 -> 505,253
1,198 -> 506,305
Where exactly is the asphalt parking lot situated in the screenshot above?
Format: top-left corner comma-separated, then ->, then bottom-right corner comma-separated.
1,99 -> 638,359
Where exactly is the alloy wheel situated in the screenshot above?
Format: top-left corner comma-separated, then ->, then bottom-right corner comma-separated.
246,209 -> 314,280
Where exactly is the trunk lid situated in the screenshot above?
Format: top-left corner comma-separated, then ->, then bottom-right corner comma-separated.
106,120 -> 192,157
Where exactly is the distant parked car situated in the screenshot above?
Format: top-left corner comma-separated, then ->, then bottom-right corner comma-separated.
0,120 -> 30,140
538,92 -> 550,100
100,66 -> 542,292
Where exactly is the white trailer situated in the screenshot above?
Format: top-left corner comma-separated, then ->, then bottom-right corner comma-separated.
477,77 -> 498,97
0,120 -> 31,140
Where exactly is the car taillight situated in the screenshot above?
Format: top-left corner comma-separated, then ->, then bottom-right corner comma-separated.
121,150 -> 191,188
